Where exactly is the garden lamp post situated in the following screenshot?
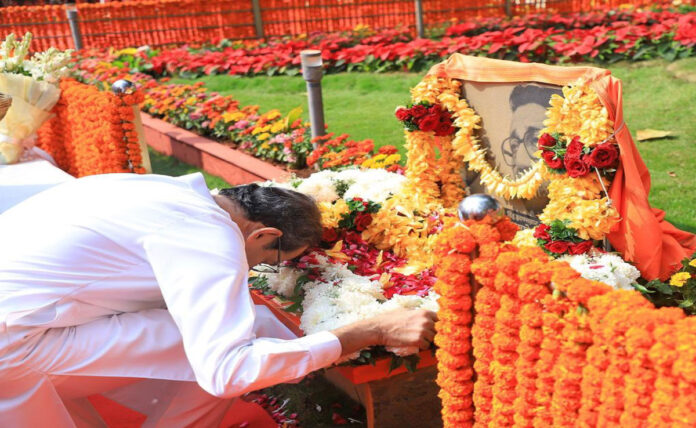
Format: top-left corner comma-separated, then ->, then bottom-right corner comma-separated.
300,50 -> 326,145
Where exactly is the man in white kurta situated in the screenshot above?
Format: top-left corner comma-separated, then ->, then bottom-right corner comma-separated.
0,172 -> 436,427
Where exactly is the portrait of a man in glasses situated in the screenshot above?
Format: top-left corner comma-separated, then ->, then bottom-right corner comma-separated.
461,81 -> 562,225
502,84 -> 563,177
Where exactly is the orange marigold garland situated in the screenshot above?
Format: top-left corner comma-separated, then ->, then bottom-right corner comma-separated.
648,322 -> 682,427
513,260 -> 552,427
433,223 -> 477,427
37,79 -> 145,176
671,317 -> 696,427
596,292 -> 653,426
622,307 -> 684,427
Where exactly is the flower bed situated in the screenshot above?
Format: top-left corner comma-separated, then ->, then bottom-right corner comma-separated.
75,8 -> 696,80
72,54 -> 389,172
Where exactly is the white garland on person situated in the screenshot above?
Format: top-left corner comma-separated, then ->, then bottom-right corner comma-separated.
560,252 -> 641,290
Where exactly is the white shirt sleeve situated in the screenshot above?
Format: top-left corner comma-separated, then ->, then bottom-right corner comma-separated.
142,213 -> 342,398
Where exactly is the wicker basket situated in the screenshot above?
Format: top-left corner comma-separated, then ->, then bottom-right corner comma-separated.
0,93 -> 11,122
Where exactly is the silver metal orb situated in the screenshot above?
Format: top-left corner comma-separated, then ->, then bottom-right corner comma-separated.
458,194 -> 502,221
111,79 -> 136,95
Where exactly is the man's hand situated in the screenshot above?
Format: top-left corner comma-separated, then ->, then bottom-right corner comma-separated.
330,308 -> 438,358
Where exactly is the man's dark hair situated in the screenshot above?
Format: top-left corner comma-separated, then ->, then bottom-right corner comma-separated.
509,84 -> 561,112
219,184 -> 322,252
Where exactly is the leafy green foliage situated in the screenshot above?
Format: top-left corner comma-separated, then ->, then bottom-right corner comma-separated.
337,199 -> 382,230
332,178 -> 354,198
634,255 -> 696,315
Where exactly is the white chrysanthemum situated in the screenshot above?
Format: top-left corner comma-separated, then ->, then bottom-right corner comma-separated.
341,169 -> 406,204
298,258 -> 436,359
295,170 -> 339,202
560,253 -> 641,290
265,267 -> 305,297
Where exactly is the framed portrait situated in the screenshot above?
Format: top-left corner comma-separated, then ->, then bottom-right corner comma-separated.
460,81 -> 562,228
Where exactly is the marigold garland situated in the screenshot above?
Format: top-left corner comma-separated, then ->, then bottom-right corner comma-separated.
648,323 -> 682,427
433,222 -> 479,427
37,79 -> 145,176
622,307 -> 683,427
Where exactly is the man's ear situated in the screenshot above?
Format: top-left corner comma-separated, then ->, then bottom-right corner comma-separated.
246,227 -> 283,247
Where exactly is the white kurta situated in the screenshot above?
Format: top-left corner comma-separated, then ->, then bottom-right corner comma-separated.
0,172 -> 341,425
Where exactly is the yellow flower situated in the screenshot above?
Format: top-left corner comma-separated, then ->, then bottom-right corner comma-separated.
270,121 -> 285,133
185,96 -> 197,106
318,200 -> 349,228
384,154 -> 401,165
260,142 -> 270,149
115,47 -> 138,56
258,133 -> 271,141
670,272 -> 691,287
689,259 -> 696,268
221,111 -> 245,123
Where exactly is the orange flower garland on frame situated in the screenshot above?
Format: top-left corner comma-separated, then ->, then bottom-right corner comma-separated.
37,79 -> 146,177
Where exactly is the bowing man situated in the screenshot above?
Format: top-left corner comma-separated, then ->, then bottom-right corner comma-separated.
0,173 -> 436,427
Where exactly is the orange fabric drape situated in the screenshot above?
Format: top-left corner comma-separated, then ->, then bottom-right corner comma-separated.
427,54 -> 696,280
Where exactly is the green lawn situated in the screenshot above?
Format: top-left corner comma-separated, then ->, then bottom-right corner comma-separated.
165,59 -> 696,232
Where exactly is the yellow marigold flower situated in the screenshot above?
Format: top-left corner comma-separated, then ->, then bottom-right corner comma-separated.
221,111 -> 244,123
689,259 -> 696,268
318,200 -> 349,228
258,133 -> 271,141
265,110 -> 281,120
185,96 -> 197,105
251,127 -> 262,135
670,272 -> 691,287
385,154 -> 401,165
270,121 -> 285,133
361,158 -> 374,168
115,47 -> 138,56
510,229 -> 537,248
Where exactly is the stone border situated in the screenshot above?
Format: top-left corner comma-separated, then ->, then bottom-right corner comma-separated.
141,113 -> 290,185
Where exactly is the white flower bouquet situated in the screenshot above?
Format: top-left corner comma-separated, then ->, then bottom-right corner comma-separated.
0,33 -> 73,164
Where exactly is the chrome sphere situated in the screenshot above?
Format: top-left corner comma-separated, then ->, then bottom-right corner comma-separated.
111,79 -> 136,95
458,194 -> 502,221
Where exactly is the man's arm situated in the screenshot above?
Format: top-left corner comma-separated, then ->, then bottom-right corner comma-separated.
332,309 -> 437,357
143,214 -> 436,398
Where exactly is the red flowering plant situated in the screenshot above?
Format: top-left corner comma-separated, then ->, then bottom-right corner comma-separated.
538,132 -> 619,178
395,102 -> 457,136
534,220 -> 596,258
307,136 -> 403,172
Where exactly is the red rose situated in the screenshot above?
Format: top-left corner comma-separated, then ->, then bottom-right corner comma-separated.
428,105 -> 441,115
354,212 -> 373,231
533,224 -> 551,241
538,133 -> 557,149
565,136 -> 584,158
564,155 -> 590,178
419,113 -> 441,132
410,105 -> 428,118
542,150 -> 563,169
395,108 -> 411,121
545,240 -> 569,254
568,240 -> 594,255
586,142 -> 619,168
322,227 -> 339,242
435,121 -> 456,136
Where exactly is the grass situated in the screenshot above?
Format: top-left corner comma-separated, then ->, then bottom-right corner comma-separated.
167,59 -> 696,233
148,147 -> 230,188
171,73 -> 424,158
